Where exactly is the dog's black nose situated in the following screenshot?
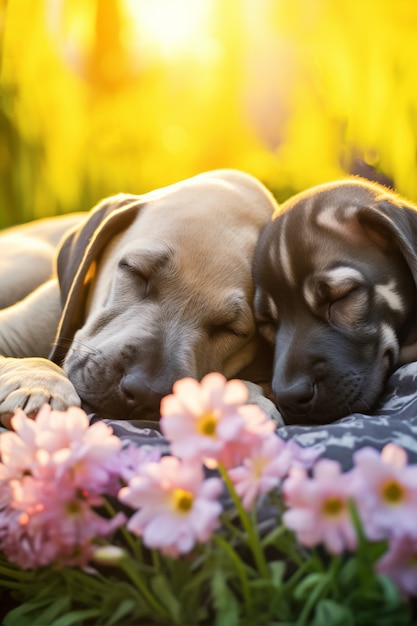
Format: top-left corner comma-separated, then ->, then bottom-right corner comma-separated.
275,380 -> 315,420
120,369 -> 164,419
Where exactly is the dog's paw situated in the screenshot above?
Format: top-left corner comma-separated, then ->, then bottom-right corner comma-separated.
0,356 -> 81,428
243,381 -> 284,427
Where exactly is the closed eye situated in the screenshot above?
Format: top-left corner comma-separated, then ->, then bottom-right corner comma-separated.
208,322 -> 250,339
327,286 -> 369,327
118,258 -> 151,298
306,267 -> 367,325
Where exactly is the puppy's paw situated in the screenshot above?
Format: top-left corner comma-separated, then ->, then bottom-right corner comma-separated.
0,357 -> 81,428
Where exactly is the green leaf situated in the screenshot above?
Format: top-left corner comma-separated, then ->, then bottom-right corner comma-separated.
260,524 -> 288,548
338,556 -> 358,587
28,596 -> 71,626
105,597 -> 138,626
3,597 -> 58,626
50,608 -> 101,626
294,572 -> 326,600
150,574 -> 181,623
211,569 -> 240,626
375,574 -> 403,608
311,599 -> 354,626
269,560 -> 286,587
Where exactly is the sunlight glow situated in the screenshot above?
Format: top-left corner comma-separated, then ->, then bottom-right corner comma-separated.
123,0 -> 213,61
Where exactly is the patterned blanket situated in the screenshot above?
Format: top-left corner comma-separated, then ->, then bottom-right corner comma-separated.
93,361 -> 417,470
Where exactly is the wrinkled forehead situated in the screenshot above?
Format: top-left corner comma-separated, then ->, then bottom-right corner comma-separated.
273,180 -> 378,219
263,185 -> 379,287
94,210 -> 255,299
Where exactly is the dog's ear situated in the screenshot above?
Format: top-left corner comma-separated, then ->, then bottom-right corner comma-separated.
49,194 -> 145,364
357,198 -> 417,285
357,196 -> 417,364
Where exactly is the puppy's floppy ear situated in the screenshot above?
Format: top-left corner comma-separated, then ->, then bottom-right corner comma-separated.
357,195 -> 417,364
357,197 -> 417,285
49,194 -> 145,365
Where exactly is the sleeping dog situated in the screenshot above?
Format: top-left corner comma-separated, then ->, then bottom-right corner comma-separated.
0,170 -> 279,425
253,177 -> 417,425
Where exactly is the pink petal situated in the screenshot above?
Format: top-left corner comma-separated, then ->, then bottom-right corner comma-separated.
222,379 -> 249,405
381,443 -> 408,468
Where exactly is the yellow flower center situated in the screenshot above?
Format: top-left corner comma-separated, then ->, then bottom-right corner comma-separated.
171,488 -> 194,513
322,496 -> 345,517
381,479 -> 404,504
252,457 -> 268,479
66,500 -> 82,516
197,411 -> 218,437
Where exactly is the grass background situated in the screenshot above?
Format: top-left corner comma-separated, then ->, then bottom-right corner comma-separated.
0,0 -> 416,228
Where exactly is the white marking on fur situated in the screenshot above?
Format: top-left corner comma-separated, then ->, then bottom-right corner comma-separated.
375,280 -> 404,313
379,322 -> 399,362
316,205 -> 357,238
325,266 -> 364,287
303,283 -> 316,309
304,266 -> 366,313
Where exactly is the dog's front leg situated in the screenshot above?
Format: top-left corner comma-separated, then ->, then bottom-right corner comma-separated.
0,279 -> 62,358
0,356 -> 81,428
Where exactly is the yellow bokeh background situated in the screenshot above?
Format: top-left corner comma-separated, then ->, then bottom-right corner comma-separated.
0,0 -> 417,227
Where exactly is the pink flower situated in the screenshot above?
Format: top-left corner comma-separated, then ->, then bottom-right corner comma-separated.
160,373 -> 248,462
1,406 -> 122,490
216,404 -> 276,470
119,455 -> 223,556
228,434 -> 321,510
116,443 -> 162,483
0,471 -> 125,569
282,459 -> 357,554
0,412 -> 38,479
0,406 -> 124,568
350,444 -> 417,541
376,535 -> 417,597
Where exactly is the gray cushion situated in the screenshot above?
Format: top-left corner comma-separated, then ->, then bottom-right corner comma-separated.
94,361 -> 417,471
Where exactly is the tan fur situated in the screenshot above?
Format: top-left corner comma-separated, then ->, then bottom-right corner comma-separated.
0,213 -> 84,310
0,170 -> 280,425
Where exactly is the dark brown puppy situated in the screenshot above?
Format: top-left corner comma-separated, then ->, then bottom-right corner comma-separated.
253,178 -> 417,425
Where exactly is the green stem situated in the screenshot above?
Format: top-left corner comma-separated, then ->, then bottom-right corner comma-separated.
120,556 -> 171,621
0,565 -> 36,581
102,497 -> 143,562
218,463 -> 270,579
151,547 -> 161,571
213,533 -> 253,616
0,579 -> 34,591
219,511 -> 245,541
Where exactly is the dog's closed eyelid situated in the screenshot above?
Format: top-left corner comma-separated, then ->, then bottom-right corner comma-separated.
118,245 -> 172,276
118,257 -> 150,277
208,322 -> 250,338
208,307 -> 253,338
327,287 -> 369,327
324,281 -> 361,302
118,258 -> 151,298
306,269 -> 366,308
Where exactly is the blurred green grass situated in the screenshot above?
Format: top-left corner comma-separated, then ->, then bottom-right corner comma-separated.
0,0 -> 417,228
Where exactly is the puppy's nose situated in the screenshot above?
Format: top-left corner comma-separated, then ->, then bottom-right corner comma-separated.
275,380 -> 315,421
120,369 -> 164,418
